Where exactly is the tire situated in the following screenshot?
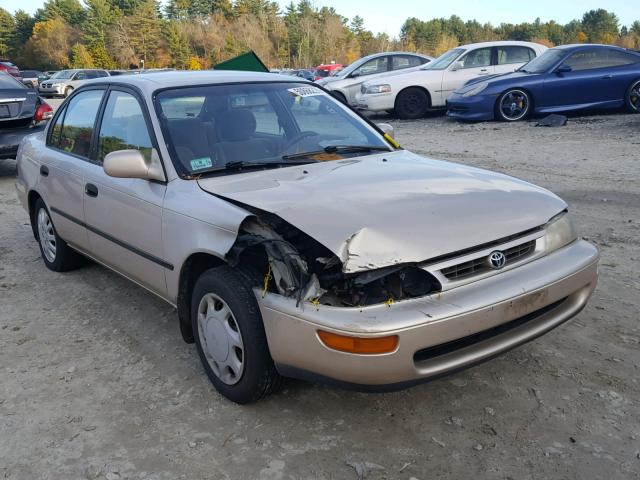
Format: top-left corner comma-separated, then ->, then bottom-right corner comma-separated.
191,266 -> 282,404
625,79 -> 640,113
64,86 -> 74,97
395,87 -> 430,119
331,91 -> 347,105
496,89 -> 531,122
34,198 -> 84,272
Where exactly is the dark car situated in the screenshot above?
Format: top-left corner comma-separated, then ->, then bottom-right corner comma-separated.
294,69 -> 314,81
0,60 -> 21,80
446,44 -> 640,121
0,73 -> 53,160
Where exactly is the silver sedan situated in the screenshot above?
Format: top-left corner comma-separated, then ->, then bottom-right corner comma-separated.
15,72 -> 598,403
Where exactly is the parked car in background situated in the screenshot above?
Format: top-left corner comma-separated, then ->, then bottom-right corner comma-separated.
293,69 -> 314,81
42,71 -> 58,80
15,71 -> 598,403
0,59 -> 21,80
447,44 -> 640,121
38,69 -> 110,97
317,52 -> 433,106
313,63 -> 343,81
356,41 -> 547,118
20,70 -> 45,89
0,73 -> 52,160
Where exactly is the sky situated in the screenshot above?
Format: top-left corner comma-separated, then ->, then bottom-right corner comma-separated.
3,0 -> 637,37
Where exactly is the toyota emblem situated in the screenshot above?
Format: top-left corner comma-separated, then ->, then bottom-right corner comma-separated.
488,251 -> 506,269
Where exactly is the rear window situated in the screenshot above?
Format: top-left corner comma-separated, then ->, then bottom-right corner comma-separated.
0,73 -> 26,89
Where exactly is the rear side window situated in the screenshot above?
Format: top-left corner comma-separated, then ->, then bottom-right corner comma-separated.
606,49 -> 640,67
52,89 -> 104,157
392,55 -> 424,70
497,46 -> 535,65
565,49 -> 610,71
97,90 -> 153,163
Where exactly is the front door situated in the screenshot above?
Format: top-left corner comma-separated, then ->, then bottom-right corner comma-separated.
439,47 -> 495,105
82,88 -> 169,296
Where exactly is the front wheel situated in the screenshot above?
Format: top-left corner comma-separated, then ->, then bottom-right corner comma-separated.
625,79 -> 640,113
191,266 -> 282,404
395,87 -> 430,119
496,89 -> 531,121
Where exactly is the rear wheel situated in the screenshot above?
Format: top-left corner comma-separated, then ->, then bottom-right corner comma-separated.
395,87 -> 429,119
496,89 -> 531,121
34,199 -> 84,272
625,79 -> 640,113
191,266 -> 282,403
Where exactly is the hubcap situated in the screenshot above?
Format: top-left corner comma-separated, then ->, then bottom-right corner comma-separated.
500,90 -> 528,120
630,82 -> 640,111
197,293 -> 244,385
37,208 -> 56,262
402,93 -> 423,115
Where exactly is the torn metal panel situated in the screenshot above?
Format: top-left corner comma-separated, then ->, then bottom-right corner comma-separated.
198,150 -> 567,273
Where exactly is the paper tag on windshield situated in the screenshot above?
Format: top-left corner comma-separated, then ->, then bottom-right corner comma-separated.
190,157 -> 213,170
287,86 -> 323,97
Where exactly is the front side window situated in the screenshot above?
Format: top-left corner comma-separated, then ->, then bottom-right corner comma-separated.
74,71 -> 87,81
54,89 -> 104,157
156,82 -> 390,176
497,46 -> 535,65
459,48 -> 492,69
98,90 -> 153,163
422,48 -> 464,70
357,57 -> 389,76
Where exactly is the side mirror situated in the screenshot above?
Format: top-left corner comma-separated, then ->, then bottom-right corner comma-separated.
103,149 -> 165,181
350,70 -> 361,78
451,61 -> 464,71
555,64 -> 572,74
377,123 -> 394,139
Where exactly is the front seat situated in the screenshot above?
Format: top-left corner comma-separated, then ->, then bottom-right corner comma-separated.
215,109 -> 274,164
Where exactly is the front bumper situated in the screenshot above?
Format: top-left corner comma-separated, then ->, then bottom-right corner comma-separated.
258,240 -> 599,390
354,91 -> 395,112
38,85 -> 63,97
0,123 -> 46,159
446,93 -> 497,121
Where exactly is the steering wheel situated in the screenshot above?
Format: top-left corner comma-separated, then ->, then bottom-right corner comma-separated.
282,131 -> 319,153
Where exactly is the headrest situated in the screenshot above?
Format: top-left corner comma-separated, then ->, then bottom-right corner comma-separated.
218,109 -> 256,141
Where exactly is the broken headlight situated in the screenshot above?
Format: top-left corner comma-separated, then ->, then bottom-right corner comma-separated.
544,212 -> 577,254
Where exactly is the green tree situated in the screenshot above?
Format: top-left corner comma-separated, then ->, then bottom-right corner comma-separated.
35,0 -> 85,26
70,42 -> 95,67
0,8 -> 16,57
581,9 -> 619,43
165,22 -> 189,68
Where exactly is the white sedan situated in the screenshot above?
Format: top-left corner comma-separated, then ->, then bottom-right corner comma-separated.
355,41 -> 547,119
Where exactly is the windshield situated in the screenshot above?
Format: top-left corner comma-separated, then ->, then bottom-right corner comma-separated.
421,48 -> 464,70
156,82 -> 391,177
51,70 -> 75,79
519,49 -> 566,73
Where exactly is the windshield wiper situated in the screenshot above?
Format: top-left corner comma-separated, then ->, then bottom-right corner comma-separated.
194,159 -> 315,176
282,145 -> 390,160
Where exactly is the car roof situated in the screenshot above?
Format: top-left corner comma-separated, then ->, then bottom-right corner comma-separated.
459,40 -> 546,50
553,43 -> 633,51
82,70 -> 306,94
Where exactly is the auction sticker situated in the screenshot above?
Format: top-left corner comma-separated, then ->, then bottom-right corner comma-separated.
190,157 -> 213,170
287,86 -> 323,97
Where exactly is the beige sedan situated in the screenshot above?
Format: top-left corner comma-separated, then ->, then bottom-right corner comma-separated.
15,72 -> 598,403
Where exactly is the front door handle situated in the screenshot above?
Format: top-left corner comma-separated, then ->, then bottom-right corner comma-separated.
40,165 -> 49,177
85,183 -> 98,198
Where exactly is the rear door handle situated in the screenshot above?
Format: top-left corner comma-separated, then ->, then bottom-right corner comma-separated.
85,183 -> 98,198
39,165 -> 49,177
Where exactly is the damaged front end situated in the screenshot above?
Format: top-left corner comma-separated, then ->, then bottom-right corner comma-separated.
226,213 -> 441,308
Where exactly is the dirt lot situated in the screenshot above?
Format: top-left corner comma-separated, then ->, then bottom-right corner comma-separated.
1,109 -> 639,480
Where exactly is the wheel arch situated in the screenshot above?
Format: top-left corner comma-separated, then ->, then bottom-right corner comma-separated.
27,190 -> 43,239
395,85 -> 432,109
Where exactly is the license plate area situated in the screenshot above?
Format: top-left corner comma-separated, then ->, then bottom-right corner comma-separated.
0,104 -> 11,118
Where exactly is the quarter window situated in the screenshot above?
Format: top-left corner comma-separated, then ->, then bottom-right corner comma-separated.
606,49 -> 640,67
497,46 -> 535,65
54,89 -> 104,157
98,90 -> 154,163
459,48 -> 492,69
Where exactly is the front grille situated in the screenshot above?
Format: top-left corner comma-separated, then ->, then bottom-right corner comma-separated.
441,240 -> 536,280
42,83 -> 50,88
413,297 -> 567,364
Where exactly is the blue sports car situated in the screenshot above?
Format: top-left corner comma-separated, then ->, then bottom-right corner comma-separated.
446,44 -> 640,121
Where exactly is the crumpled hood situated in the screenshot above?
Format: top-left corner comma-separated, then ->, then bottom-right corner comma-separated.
198,151 -> 566,273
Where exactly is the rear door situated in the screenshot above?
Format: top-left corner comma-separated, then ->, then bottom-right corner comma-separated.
81,87 -> 169,296
39,88 -> 106,251
440,47 -> 494,105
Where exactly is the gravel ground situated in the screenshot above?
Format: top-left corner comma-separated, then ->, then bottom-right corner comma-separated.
1,107 -> 639,480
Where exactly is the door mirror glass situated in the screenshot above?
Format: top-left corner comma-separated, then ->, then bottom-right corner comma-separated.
103,149 -> 164,181
451,61 -> 464,71
350,69 -> 361,78
556,64 -> 572,74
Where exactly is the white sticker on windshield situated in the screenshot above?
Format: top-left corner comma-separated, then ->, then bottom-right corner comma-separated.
287,86 -> 323,97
